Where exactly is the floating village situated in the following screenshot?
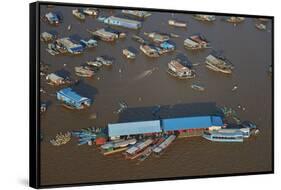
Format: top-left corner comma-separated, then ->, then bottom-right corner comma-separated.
40,6 -> 271,164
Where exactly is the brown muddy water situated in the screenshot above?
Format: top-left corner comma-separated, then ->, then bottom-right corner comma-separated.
39,5 -> 273,186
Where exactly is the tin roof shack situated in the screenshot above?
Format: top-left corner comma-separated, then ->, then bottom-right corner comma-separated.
103,16 -> 142,29
44,12 -> 60,25
108,120 -> 162,139
55,37 -> 84,54
88,28 -> 119,42
40,32 -> 55,42
121,10 -> 151,18
162,116 -> 223,137
46,73 -> 66,86
140,44 -> 160,57
57,88 -> 91,109
184,35 -> 210,50
167,60 -> 195,79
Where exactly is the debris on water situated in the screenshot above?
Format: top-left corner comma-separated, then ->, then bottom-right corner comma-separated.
193,62 -> 201,66
242,107 -> 246,111
134,68 -> 157,81
119,69 -> 122,73
138,97 -> 142,101
67,24 -> 72,31
64,64 -> 67,67
238,105 -> 241,109
191,84 -> 205,91
72,127 -> 105,146
41,103 -> 47,113
115,101 -> 128,114
50,132 -> 71,146
232,85 -> 238,91
40,88 -> 46,93
89,113 -> 97,120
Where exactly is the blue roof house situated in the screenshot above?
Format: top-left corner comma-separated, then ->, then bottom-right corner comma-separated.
108,120 -> 161,138
162,116 -> 223,132
57,87 -> 91,109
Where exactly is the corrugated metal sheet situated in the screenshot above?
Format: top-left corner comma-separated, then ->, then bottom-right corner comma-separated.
108,120 -> 161,137
162,116 -> 220,131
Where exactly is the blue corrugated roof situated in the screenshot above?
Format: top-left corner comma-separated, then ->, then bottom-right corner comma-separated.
57,88 -> 89,103
162,116 -> 222,131
108,120 -> 161,137
211,116 -> 223,126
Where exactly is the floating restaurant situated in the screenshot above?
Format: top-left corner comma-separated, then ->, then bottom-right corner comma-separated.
57,88 -> 91,109
103,16 -> 142,29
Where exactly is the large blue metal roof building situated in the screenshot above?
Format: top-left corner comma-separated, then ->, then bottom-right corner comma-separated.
162,116 -> 223,132
108,120 -> 161,137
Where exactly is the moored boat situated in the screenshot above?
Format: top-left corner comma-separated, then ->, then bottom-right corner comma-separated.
167,60 -> 195,79
152,135 -> 176,155
123,49 -> 136,59
140,44 -> 160,57
184,34 -> 210,50
205,54 -> 234,74
72,9 -> 86,20
225,16 -> 245,23
75,66 -> 94,77
202,130 -> 244,142
168,19 -> 187,27
255,23 -> 266,30
193,14 -> 216,22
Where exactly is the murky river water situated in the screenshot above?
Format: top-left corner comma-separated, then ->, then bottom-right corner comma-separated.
39,4 -> 273,186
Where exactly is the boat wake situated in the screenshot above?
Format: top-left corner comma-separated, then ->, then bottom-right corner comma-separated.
134,67 -> 157,81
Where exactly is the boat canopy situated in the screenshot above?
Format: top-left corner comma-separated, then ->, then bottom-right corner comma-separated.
57,88 -> 90,104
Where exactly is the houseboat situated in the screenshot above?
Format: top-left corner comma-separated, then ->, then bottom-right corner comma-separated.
145,32 -> 170,43
123,49 -> 136,59
79,39 -> 97,48
167,60 -> 195,79
72,9 -> 86,20
152,135 -> 176,155
184,35 -> 210,50
159,41 -> 175,53
193,14 -> 216,22
140,44 -> 160,57
225,17 -> 245,23
121,10 -> 151,18
40,32 -> 55,42
205,54 -> 234,74
55,37 -> 84,54
132,35 -> 146,44
82,8 -> 98,16
46,73 -> 66,85
88,28 -> 119,42
255,23 -> 266,30
57,87 -> 91,109
75,66 -> 94,77
44,12 -> 60,25
168,19 -> 187,27
103,16 -> 142,29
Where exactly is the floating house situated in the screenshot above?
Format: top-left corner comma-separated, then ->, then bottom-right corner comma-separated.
162,116 -> 223,137
45,12 -> 60,25
57,88 -> 91,109
159,41 -> 175,52
140,44 -> 159,57
103,16 -> 142,29
108,120 -> 162,139
145,32 -> 170,43
184,35 -> 210,50
40,32 -> 55,42
79,39 -> 97,48
88,28 -> 119,42
55,37 -> 84,54
167,60 -> 195,79
205,54 -> 234,74
121,10 -> 151,18
46,73 -> 65,85
193,14 -> 216,22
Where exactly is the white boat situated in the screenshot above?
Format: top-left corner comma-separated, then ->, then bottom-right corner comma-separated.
153,135 -> 176,154
168,20 -> 187,27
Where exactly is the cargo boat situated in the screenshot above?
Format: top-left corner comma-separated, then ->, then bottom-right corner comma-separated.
124,139 -> 154,159
153,135 -> 176,155
168,20 -> 187,27
193,14 -> 216,22
184,35 -> 210,50
205,54 -> 234,74
225,17 -> 245,23
167,60 -> 195,79
121,10 -> 151,18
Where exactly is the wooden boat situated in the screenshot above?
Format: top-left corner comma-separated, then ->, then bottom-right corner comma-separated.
193,14 -> 216,22
103,147 -> 128,156
140,45 -> 159,57
191,84 -> 205,91
205,54 -> 233,74
168,19 -> 187,27
152,135 -> 176,154
72,9 -> 86,20
123,49 -> 136,59
124,139 -> 154,159
184,35 -> 210,50
75,66 -> 94,77
255,23 -> 266,30
86,61 -> 103,68
226,17 -> 245,23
